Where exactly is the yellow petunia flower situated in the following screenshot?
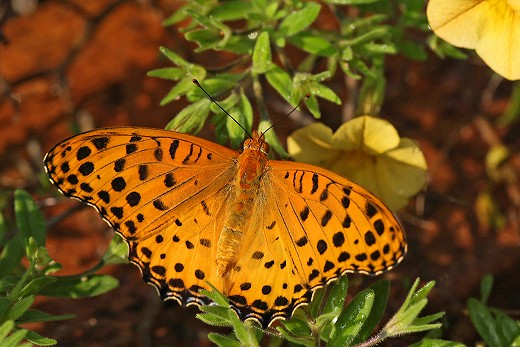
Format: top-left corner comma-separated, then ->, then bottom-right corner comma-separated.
427,0 -> 520,81
287,116 -> 427,210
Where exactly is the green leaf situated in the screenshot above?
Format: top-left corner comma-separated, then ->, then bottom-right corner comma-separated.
14,189 -> 46,250
187,74 -> 243,101
258,121 -> 288,158
199,282 -> 230,307
209,1 -> 254,21
22,330 -> 56,346
288,32 -> 337,56
496,311 -> 520,346
102,234 -> 129,265
162,4 -> 191,26
467,298 -> 502,347
304,94 -> 321,118
1,327 -> 28,347
278,2 -> 321,37
266,65 -> 293,104
0,234 -> 25,278
322,276 -> 349,315
396,40 -> 428,61
352,280 -> 389,344
252,32 -> 271,75
311,82 -> 341,104
39,274 -> 119,298
228,312 -> 259,347
223,36 -> 255,54
158,46 -> 190,67
147,67 -> 185,80
328,289 -> 375,347
238,89 -> 253,135
207,333 -> 242,347
19,277 -> 56,298
282,316 -> 312,336
0,321 -> 15,342
409,339 -> 465,347
16,309 -> 75,324
165,99 -> 212,134
308,285 -> 326,318
196,312 -> 232,327
362,42 -> 397,54
7,295 -> 34,321
480,274 -> 494,304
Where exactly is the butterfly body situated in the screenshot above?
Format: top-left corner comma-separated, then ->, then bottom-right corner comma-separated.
44,127 -> 406,327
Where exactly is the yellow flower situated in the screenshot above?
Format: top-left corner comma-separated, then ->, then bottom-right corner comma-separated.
287,116 -> 427,210
427,0 -> 520,80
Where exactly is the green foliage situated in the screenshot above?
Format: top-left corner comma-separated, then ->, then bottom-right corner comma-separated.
150,0 -> 457,153
0,190 -> 128,345
196,277 -> 456,346
467,274 -> 520,347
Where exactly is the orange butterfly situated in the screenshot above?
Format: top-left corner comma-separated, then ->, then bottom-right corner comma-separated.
44,127 -> 406,327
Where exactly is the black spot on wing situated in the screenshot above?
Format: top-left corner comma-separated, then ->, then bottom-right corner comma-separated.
91,137 -> 109,150
311,173 -> 319,194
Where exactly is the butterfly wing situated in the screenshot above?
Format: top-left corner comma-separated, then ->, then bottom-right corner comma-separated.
44,127 -> 238,305
206,160 -> 406,327
268,160 -> 406,276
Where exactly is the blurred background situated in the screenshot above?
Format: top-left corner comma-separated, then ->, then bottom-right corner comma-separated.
1,0 -> 519,346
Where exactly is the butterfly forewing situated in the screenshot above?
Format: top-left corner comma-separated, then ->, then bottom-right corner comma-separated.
44,127 -> 239,301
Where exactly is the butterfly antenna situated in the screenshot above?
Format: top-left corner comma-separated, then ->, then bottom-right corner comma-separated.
262,94 -> 310,136
192,79 -> 252,139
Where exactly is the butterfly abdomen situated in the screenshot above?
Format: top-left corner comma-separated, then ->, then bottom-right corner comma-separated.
216,146 -> 268,277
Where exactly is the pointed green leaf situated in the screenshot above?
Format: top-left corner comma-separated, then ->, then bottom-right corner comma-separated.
102,234 -> 129,265
266,65 -> 293,104
322,276 -> 349,315
351,280 -> 389,344
14,189 -> 46,249
480,274 -> 494,304
7,295 -> 34,320
17,309 -> 75,324
288,32 -> 337,56
39,274 -> 118,298
207,333 -> 242,347
468,298 -> 502,347
408,338 -> 465,347
279,3 -> 321,36
199,282 -> 230,307
1,328 -> 28,347
165,99 -> 212,134
23,330 -> 56,346
210,1 -> 254,21
147,67 -> 185,80
196,312 -> 232,327
19,277 -> 56,298
329,289 -> 375,347
252,32 -> 272,75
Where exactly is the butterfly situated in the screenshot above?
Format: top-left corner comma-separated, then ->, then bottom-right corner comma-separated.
44,127 -> 406,327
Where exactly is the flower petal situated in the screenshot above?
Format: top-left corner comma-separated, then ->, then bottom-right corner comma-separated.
333,116 -> 400,155
474,3 -> 520,80
427,0 -> 485,48
427,0 -> 520,80
377,138 -> 427,198
287,123 -> 342,167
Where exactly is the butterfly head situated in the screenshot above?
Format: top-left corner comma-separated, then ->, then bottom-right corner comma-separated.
243,130 -> 269,155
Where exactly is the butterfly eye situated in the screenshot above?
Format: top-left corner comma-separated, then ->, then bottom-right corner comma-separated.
260,142 -> 269,154
244,139 -> 252,148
